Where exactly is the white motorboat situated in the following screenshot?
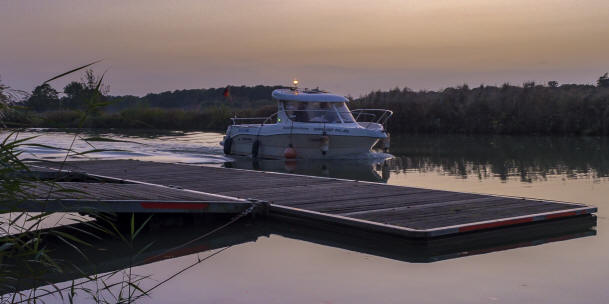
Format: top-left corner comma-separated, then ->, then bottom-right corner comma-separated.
221,85 -> 392,159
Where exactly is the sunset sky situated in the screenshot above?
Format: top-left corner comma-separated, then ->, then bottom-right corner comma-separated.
2,0 -> 609,96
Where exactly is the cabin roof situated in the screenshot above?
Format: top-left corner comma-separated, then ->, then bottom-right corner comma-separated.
272,89 -> 349,103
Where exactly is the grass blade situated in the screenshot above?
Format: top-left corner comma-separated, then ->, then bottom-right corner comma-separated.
43,60 -> 102,84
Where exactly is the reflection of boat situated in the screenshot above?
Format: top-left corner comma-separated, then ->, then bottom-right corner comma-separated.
225,158 -> 392,182
4,214 -> 596,294
221,85 -> 392,159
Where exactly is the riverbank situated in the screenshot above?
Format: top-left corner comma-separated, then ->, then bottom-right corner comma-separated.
5,106 -> 274,131
6,83 -> 609,135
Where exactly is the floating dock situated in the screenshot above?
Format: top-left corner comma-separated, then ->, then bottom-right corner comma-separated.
18,159 -> 596,239
6,170 -> 256,214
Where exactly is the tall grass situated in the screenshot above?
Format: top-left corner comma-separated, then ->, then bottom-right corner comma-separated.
21,104 -> 276,131
1,66 -> 158,302
1,63 -> 156,302
355,83 -> 609,135
1,65 -> 259,303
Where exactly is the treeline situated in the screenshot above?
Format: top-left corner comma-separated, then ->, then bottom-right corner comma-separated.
355,75 -> 609,135
106,85 -> 280,111
20,71 -> 280,113
3,70 -> 609,135
2,69 -> 280,130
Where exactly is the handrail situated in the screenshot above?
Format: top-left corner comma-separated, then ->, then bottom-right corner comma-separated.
229,108 -> 393,126
230,113 -> 278,125
351,109 -> 393,125
261,112 -> 278,125
230,117 -> 270,122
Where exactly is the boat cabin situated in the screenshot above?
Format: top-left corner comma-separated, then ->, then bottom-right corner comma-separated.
272,89 -> 356,124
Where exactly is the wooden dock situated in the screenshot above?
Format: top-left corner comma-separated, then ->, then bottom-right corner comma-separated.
23,159 -> 597,238
6,168 -> 257,214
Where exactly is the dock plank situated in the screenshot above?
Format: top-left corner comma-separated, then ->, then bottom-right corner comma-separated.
19,182 -> 231,201
31,160 -> 596,238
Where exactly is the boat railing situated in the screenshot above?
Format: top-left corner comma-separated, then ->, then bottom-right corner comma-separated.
230,108 -> 393,126
230,112 -> 278,125
351,109 -> 393,125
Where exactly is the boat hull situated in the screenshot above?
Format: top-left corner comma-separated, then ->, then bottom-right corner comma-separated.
227,134 -> 380,159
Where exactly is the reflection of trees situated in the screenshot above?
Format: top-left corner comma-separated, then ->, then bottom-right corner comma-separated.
385,135 -> 609,182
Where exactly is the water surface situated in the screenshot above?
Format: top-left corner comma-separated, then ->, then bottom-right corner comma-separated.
5,129 -> 609,303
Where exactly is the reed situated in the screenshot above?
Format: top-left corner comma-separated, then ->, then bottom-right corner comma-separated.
354,83 -> 609,135
1,65 -> 157,303
1,65 -> 258,303
21,104 -> 275,132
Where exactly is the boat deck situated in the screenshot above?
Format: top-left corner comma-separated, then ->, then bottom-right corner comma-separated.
28,159 -> 596,238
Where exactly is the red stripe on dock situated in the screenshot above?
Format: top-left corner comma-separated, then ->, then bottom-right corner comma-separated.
458,217 -> 534,232
140,202 -> 209,210
545,211 -> 577,219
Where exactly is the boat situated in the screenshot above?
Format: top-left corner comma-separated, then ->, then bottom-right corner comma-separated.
221,83 -> 392,159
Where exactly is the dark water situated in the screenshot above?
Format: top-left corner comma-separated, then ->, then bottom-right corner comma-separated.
5,129 -> 609,303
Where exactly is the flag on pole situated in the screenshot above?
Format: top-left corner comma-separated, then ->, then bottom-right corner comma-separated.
223,86 -> 230,100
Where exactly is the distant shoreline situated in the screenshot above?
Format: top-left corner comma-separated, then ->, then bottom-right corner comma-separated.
6,80 -> 609,136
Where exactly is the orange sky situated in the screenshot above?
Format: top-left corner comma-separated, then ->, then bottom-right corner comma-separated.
1,0 -> 608,96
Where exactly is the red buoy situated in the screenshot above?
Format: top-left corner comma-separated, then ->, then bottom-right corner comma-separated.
284,144 -> 297,159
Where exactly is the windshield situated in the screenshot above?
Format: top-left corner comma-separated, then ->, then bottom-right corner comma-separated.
334,102 -> 355,123
283,101 -> 354,123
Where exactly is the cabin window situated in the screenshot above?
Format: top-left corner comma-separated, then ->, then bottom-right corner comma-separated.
335,102 -> 355,123
282,101 -> 353,123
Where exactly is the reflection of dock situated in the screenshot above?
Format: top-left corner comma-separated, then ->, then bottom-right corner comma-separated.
5,214 -> 597,293
271,212 -> 596,263
21,159 -> 597,238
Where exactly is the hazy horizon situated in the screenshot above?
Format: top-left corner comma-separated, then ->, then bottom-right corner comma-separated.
2,0 -> 609,97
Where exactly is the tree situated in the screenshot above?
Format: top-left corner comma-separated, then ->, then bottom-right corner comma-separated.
64,81 -> 85,99
26,84 -> 59,112
63,81 -> 84,109
0,76 -> 8,104
82,69 -> 109,93
548,81 -> 559,88
1,75 -> 28,118
0,75 -> 23,104
60,69 -> 110,111
0,76 -> 9,122
598,73 -> 609,88
523,81 -> 536,88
